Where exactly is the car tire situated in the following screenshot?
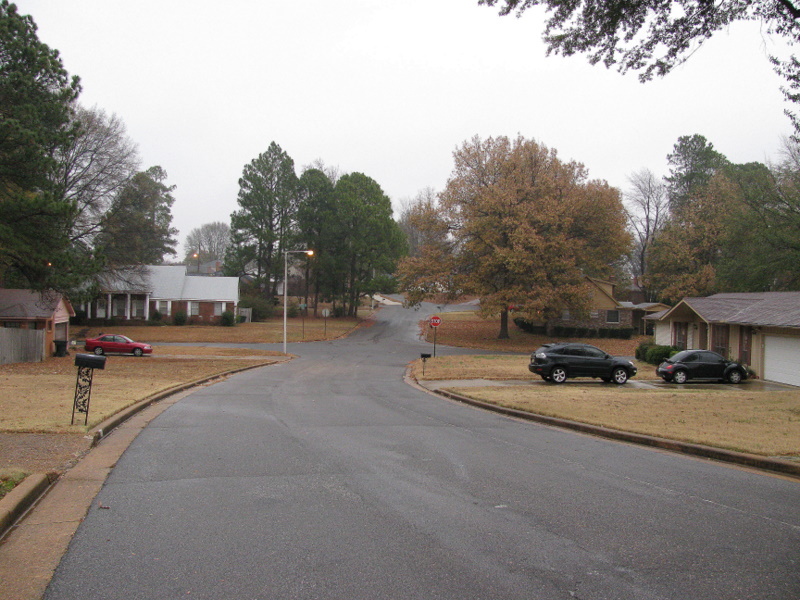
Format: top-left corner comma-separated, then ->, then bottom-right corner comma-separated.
727,370 -> 743,384
612,367 -> 629,384
672,369 -> 688,384
93,347 -> 104,355
133,348 -> 143,357
550,366 -> 567,384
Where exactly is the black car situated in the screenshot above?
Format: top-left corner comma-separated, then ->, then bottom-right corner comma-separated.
656,349 -> 748,384
528,342 -> 637,384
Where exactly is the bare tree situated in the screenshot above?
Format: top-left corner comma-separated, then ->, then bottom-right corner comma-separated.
184,221 -> 231,263
51,104 -> 140,244
397,187 -> 438,258
624,168 -> 668,298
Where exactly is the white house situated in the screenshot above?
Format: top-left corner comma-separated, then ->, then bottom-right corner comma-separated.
81,265 -> 239,324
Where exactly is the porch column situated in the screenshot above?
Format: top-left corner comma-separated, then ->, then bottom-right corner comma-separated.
126,294 -> 131,320
107,293 -> 112,319
144,293 -> 150,320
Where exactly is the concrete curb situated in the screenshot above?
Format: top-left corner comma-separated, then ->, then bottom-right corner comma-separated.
408,373 -> 800,479
0,472 -> 59,538
1,360 -> 276,540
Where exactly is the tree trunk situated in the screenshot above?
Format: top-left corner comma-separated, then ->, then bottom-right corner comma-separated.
498,309 -> 510,339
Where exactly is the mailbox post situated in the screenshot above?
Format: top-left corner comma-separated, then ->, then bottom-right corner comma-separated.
72,354 -> 106,426
420,353 -> 431,376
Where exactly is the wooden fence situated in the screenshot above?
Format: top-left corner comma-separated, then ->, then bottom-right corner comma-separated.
0,328 -> 45,365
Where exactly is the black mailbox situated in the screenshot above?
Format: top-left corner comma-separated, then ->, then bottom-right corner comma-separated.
420,353 -> 431,359
75,354 -> 107,370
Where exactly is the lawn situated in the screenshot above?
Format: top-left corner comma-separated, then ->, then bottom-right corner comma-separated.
414,311 -> 800,459
75,316 -> 364,345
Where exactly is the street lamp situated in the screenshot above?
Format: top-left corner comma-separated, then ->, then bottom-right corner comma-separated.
283,249 -> 314,354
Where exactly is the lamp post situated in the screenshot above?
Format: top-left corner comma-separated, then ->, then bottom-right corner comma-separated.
284,249 -> 314,354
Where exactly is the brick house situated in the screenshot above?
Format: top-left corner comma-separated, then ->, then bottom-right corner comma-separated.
81,265 -> 239,324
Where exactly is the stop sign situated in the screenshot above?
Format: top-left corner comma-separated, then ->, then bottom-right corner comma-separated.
430,315 -> 442,327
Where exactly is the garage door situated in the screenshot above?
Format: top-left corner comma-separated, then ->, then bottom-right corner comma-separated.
764,336 -> 800,387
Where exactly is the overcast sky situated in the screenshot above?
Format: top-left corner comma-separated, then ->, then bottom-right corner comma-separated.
15,0 -> 791,257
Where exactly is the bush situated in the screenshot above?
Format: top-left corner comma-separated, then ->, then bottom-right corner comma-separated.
645,345 -> 678,365
513,318 -> 547,335
150,310 -> 162,322
635,339 -> 656,361
220,311 -> 236,327
173,310 -> 187,326
286,302 -> 299,318
238,297 -> 274,321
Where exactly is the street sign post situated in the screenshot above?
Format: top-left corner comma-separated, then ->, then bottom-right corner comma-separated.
429,315 -> 441,357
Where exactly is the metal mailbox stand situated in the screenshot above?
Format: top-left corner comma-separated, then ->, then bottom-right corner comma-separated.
72,354 -> 106,426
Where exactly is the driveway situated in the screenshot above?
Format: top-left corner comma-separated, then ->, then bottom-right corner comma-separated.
41,303 -> 800,599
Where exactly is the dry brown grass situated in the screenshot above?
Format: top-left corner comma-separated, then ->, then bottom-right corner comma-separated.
414,311 -> 800,457
423,311 -> 644,356
413,354 -> 657,381
0,353 -> 279,433
444,384 -> 800,457
75,317 -> 363,345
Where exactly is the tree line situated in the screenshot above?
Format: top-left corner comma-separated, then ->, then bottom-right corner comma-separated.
627,134 -> 800,303
0,2 -> 178,302
220,143 -> 406,317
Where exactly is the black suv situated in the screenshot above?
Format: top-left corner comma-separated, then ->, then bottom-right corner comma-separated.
528,342 -> 637,384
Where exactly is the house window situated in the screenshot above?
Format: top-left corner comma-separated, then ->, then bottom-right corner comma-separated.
214,302 -> 223,316
561,309 -> 570,320
96,298 -> 107,319
4,321 -> 20,328
158,301 -> 170,315
712,324 -> 730,357
190,302 -> 200,316
606,310 -> 620,324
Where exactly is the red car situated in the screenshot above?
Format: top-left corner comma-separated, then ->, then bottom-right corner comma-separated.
84,334 -> 153,357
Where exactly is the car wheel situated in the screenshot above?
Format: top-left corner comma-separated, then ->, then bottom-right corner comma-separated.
133,348 -> 143,357
93,347 -> 104,355
612,367 -> 629,384
550,366 -> 567,384
727,370 -> 743,384
672,369 -> 688,384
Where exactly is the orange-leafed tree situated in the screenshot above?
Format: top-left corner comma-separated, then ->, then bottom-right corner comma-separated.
396,135 -> 631,338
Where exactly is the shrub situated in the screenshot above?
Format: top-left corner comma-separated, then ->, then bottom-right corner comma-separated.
286,302 -> 299,318
513,318 -> 547,335
238,297 -> 274,321
150,310 -> 162,322
173,310 -> 187,326
220,311 -> 236,327
645,345 -> 678,365
635,339 -> 656,361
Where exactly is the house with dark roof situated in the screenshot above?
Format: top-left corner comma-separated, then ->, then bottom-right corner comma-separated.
0,289 -> 75,362
649,291 -> 800,386
542,277 -> 669,334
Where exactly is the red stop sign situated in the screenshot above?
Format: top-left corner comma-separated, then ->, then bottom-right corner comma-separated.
430,315 -> 442,327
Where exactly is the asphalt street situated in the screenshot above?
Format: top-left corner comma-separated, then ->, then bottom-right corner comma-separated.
43,303 -> 800,599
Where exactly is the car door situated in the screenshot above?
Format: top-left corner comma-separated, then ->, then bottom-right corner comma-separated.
563,345 -> 591,377
582,345 -> 613,377
697,351 -> 726,379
